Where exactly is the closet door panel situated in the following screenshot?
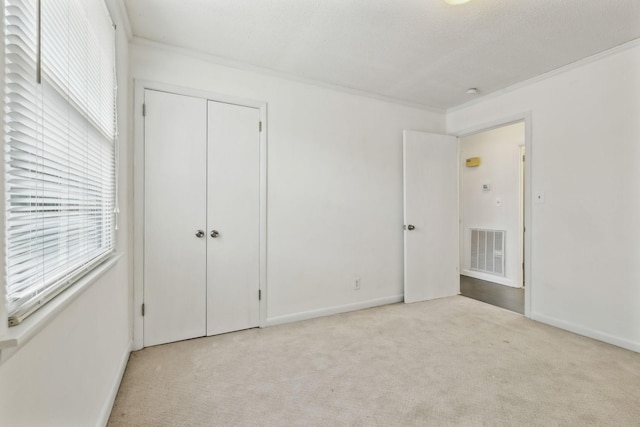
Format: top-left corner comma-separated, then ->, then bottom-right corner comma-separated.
144,89 -> 208,346
207,101 -> 260,335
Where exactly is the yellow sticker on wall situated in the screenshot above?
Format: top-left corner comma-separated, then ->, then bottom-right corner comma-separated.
466,157 -> 481,167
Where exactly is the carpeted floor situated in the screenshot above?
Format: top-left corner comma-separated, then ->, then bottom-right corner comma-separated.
108,296 -> 640,426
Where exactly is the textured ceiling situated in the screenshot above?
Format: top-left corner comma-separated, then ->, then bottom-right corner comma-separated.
124,0 -> 640,110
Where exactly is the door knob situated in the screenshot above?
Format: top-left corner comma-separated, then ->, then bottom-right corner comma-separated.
195,230 -> 205,238
210,230 -> 220,238
405,225 -> 415,231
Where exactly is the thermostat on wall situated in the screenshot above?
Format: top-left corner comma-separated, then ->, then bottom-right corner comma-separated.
466,157 -> 481,167
482,184 -> 491,191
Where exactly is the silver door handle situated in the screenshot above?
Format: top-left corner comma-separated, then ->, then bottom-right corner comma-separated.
195,230 -> 205,238
210,230 -> 220,238
405,225 -> 415,231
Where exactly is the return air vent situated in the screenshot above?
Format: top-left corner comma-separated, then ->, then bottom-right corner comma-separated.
470,229 -> 505,276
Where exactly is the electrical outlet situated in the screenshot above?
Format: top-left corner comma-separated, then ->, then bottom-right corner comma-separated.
354,278 -> 361,290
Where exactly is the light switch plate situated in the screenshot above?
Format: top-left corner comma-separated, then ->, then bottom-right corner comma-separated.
535,191 -> 545,204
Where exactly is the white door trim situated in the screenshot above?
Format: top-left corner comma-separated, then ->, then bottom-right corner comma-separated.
450,112 -> 532,318
518,144 -> 525,288
132,79 -> 268,350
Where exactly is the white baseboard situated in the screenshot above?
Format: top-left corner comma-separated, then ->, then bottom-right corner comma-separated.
264,294 -> 404,327
531,312 -> 640,353
461,270 -> 519,288
98,340 -> 132,427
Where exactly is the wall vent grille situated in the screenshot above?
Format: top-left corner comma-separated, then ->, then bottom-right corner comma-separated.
470,229 -> 505,276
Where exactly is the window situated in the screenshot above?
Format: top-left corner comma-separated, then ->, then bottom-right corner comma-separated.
4,0 -> 116,325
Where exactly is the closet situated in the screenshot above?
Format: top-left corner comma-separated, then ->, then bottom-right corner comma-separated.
142,89 -> 261,347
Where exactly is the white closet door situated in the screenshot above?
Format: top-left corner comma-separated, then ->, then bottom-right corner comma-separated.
144,90 -> 207,346
403,130 -> 459,303
207,101 -> 260,335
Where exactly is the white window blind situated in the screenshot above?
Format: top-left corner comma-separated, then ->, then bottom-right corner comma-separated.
4,0 -> 116,325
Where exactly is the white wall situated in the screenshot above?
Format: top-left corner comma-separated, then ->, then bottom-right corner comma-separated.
0,3 -> 132,425
0,261 -> 130,426
130,41 -> 445,324
460,122 -> 524,287
448,41 -> 640,352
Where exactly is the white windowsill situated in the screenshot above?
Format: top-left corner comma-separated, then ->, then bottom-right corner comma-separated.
0,253 -> 124,364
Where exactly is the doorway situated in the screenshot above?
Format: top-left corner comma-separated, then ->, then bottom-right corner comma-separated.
458,121 -> 526,314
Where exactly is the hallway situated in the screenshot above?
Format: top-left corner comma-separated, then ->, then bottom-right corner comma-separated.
460,275 -> 524,314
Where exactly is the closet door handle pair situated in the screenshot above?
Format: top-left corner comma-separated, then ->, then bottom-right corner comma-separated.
195,230 -> 220,238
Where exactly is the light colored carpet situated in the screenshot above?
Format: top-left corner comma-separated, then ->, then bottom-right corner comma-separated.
108,296 -> 640,426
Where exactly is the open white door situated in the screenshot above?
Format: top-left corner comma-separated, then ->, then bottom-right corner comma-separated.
403,130 -> 459,303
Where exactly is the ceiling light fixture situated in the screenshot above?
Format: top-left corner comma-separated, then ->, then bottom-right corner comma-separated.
466,88 -> 479,95
445,0 -> 472,5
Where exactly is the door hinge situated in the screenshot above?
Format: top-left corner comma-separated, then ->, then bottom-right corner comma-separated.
258,290 -> 262,301
259,121 -> 262,132
522,154 -> 525,162
141,303 -> 145,316
142,103 -> 146,117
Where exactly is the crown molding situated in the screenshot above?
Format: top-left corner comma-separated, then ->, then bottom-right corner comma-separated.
447,37 -> 640,114
130,36 -> 445,115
